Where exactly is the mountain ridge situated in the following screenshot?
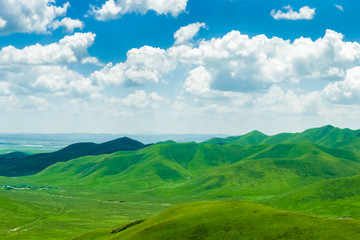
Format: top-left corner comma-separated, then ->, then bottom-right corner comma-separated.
0,137 -> 147,177
206,125 -> 360,150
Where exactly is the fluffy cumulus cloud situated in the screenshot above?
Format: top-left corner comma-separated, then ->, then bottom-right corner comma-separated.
3,21 -> 360,133
81,57 -> 103,66
0,31 -> 102,110
0,30 -> 170,115
183,66 -> 212,96
91,46 -> 174,86
169,29 -> 360,94
0,0 -> 70,34
0,64 -> 99,98
31,66 -> 98,97
89,23 -> 360,119
256,86 -> 324,114
50,17 -> 84,33
174,22 -> 206,45
323,67 -> 360,104
90,25 -> 360,111
90,0 -> 188,21
0,32 -> 96,65
271,6 -> 316,20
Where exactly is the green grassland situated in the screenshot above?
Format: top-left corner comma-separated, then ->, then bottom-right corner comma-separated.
1,125 -> 360,239
264,174 -> 360,218
0,186 -> 177,239
75,201 -> 360,240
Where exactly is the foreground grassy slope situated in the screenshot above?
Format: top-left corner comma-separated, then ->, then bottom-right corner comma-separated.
75,201 -> 360,240
265,174 -> 360,218
0,187 -> 174,240
0,194 -> 57,233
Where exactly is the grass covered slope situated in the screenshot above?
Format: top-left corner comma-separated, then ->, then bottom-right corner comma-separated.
24,142 -> 360,198
75,201 -> 360,240
2,126 -> 360,239
206,125 -> 360,152
0,137 -> 146,177
0,194 -> 50,229
265,174 -> 360,218
25,141 -> 360,199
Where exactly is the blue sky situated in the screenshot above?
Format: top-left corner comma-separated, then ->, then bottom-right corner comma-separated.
0,0 -> 360,134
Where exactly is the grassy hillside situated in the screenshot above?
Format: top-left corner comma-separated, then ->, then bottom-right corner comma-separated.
1,126 -> 360,239
0,137 -> 146,177
0,185 -> 174,240
22,141 -> 360,199
206,125 -> 360,152
0,194 -> 56,232
265,174 -> 360,218
75,201 -> 360,240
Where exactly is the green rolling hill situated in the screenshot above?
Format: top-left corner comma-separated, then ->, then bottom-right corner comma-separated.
206,125 -> 360,151
23,139 -> 360,199
1,125 -> 360,239
265,174 -> 360,218
74,201 -> 360,240
0,137 -> 147,177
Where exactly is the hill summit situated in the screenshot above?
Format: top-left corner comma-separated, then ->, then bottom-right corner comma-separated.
0,137 -> 147,177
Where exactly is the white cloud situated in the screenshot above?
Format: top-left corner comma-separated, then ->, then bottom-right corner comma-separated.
323,66 -> 360,104
169,27 -> 360,115
0,32 -> 99,101
169,29 -> 360,93
0,82 -> 12,95
335,4 -> 344,12
51,17 -> 84,33
0,95 -> 52,111
271,6 -> 316,20
91,46 -> 174,86
0,17 -> 6,29
183,66 -> 212,95
0,64 -> 99,99
91,26 -> 360,100
0,32 -> 96,65
25,96 -> 52,111
31,66 -> 98,97
2,23 -> 360,134
89,0 -> 122,21
121,90 -> 163,109
90,0 -> 188,21
174,22 -> 206,45
256,86 -> 323,114
81,57 -> 103,66
0,0 -> 70,34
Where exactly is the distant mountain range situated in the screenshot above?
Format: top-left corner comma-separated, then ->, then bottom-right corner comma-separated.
206,125 -> 360,150
0,137 -> 147,176
2,125 -> 360,195
6,125 -> 355,200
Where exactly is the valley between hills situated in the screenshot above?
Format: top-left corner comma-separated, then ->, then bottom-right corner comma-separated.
1,125 -> 360,239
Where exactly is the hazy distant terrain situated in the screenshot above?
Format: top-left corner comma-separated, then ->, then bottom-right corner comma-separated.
0,133 -> 228,154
